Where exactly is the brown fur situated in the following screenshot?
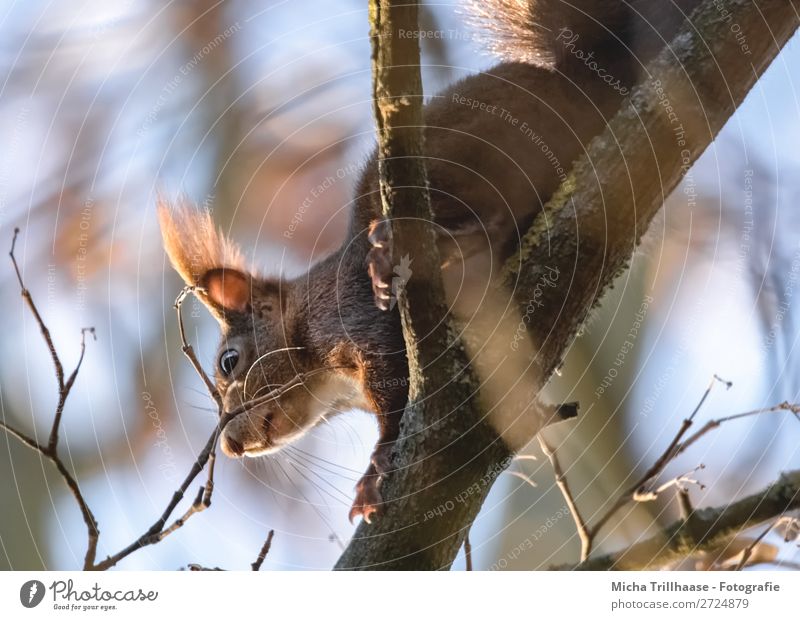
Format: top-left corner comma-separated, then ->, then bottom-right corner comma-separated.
158,0 -> 702,521
158,197 -> 246,288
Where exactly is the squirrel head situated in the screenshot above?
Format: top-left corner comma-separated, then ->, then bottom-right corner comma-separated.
158,199 -> 340,458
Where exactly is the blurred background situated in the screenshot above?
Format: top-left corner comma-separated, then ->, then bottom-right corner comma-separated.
1,0 -> 799,570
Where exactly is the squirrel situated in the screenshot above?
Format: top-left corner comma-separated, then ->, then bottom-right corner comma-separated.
159,0 -> 701,523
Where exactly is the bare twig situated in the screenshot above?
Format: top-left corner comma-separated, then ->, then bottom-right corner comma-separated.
175,286 -> 222,408
9,228 -> 64,389
677,488 -> 694,521
537,434 -> 591,562
632,465 -> 706,502
734,516 -> 798,571
92,373 -> 307,571
1,235 -> 297,570
587,376 -> 730,555
504,470 -> 537,488
557,470 -> 800,571
673,401 -> 800,460
251,530 -> 275,571
4,228 -> 100,569
536,373 -> 799,565
464,533 -> 473,571
185,564 -> 224,571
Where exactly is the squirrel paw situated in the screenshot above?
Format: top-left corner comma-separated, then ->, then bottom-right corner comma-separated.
366,218 -> 394,311
349,471 -> 383,524
349,443 -> 394,524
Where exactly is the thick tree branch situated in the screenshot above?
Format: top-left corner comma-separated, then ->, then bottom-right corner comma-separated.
503,0 -> 799,383
336,0 -> 508,570
338,0 -> 799,570
561,470 -> 800,571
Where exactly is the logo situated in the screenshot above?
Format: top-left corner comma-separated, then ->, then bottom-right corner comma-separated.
389,254 -> 413,310
20,580 -> 45,608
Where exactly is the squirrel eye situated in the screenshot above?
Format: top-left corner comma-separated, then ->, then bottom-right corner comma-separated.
218,349 -> 240,376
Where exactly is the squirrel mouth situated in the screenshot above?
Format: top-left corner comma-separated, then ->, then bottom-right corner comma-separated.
220,431 -> 275,458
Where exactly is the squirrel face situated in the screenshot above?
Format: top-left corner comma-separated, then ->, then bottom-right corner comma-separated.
208,275 -> 303,458
157,201 -> 351,458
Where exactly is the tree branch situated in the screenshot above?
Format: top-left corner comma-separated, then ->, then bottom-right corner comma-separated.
337,0 -> 798,569
337,0 -> 799,570
1,250 -> 284,570
336,0 -> 510,570
561,470 -> 800,571
503,0 -> 799,382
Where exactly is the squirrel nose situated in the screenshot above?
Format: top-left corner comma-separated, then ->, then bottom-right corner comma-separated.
221,434 -> 244,457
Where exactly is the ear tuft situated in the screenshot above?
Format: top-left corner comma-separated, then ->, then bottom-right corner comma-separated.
157,197 -> 246,287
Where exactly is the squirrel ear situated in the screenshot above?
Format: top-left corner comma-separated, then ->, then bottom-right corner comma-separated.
201,268 -> 251,314
159,197 -> 255,321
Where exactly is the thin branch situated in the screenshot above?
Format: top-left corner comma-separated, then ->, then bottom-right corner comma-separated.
632,465 -> 706,502
337,0 -> 800,570
559,470 -> 800,571
588,377 -> 730,553
504,470 -> 538,488
0,420 -> 44,453
251,530 -> 275,571
9,227 -> 64,389
537,435 -> 592,562
50,327 -> 95,453
734,515 -> 799,571
540,376 -> 797,563
175,286 -> 222,408
2,234 -> 300,570
673,401 -> 800,460
676,488 -> 694,521
464,533 -> 473,571
5,229 -> 100,568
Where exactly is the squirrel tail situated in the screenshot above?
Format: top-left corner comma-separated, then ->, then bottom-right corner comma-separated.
464,0 -> 696,69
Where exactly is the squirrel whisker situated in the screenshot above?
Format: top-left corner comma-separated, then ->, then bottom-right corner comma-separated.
243,347 -> 306,399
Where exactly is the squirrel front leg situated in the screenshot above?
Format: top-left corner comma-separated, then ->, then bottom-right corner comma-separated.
349,356 -> 408,523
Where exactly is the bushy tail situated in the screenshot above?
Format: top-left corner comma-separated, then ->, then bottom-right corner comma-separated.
464,0 -> 699,68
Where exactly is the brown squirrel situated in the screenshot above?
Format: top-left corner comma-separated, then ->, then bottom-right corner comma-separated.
159,0 -> 701,522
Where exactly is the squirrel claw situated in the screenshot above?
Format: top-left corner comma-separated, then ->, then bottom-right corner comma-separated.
349,442 -> 394,523
349,473 -> 383,524
366,219 -> 394,311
